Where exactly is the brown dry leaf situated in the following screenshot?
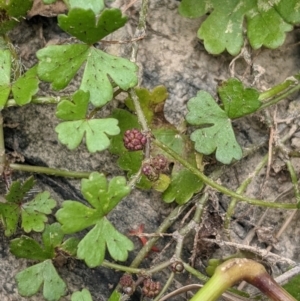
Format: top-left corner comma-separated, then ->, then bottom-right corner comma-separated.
27,0 -> 67,18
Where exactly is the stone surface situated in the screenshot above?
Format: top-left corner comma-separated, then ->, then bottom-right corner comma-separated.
1,0 -> 300,300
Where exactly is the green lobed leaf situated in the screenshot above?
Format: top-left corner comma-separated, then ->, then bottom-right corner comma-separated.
42,222 -> 64,251
197,0 -> 254,55
152,174 -> 171,193
0,0 -> 32,34
56,90 -> 89,121
218,78 -> 261,119
77,217 -> 134,267
21,210 -> 47,232
80,47 -> 138,106
153,128 -> 188,157
58,8 -> 127,45
0,179 -> 56,236
178,0 -> 209,18
5,0 -> 33,18
0,49 -> 11,109
16,260 -> 66,301
72,289 -> 93,301
10,235 -> 52,261
186,91 -> 242,164
162,168 -> 203,204
10,223 -> 76,261
0,177 -> 35,236
67,0 -> 105,15
21,191 -> 57,233
178,0 -> 298,55
153,128 -> 204,203
0,19 -> 18,35
125,86 -> 168,124
4,176 -> 35,203
55,118 -> 120,152
59,237 -> 79,256
81,172 -> 130,215
37,44 -> 138,107
56,173 -> 131,266
275,0 -> 300,24
0,203 -> 19,236
246,6 -> 292,50
104,219 -> 134,262
37,44 -> 89,90
56,172 -> 131,234
0,0 -> 32,36
12,65 -> 39,106
56,201 -> 99,233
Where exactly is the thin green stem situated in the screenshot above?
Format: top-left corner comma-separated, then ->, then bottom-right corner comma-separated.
137,0 -> 148,30
130,0 -> 148,63
0,112 -> 5,174
95,6 -> 153,298
127,168 -> 142,188
147,260 -> 173,275
153,139 -> 296,209
174,194 -> 209,259
153,272 -> 175,301
191,194 -> 208,223
183,262 -> 209,282
127,0 -> 150,177
130,203 -> 189,268
101,260 -> 142,274
258,79 -> 297,101
125,88 -> 150,186
123,195 -> 206,299
128,88 -> 149,132
224,154 -> 268,235
259,83 -> 300,111
6,96 -> 62,107
286,160 -> 300,206
101,260 -> 173,276
4,35 -> 22,80
174,230 -> 184,259
9,164 -> 91,178
111,203 -> 190,297
128,0 -> 149,131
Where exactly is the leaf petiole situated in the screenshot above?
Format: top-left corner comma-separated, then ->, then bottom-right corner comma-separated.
153,139 -> 297,209
9,164 -> 91,178
259,83 -> 300,111
259,78 -> 298,101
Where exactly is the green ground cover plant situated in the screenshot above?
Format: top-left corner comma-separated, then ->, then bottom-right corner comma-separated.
0,0 -> 300,300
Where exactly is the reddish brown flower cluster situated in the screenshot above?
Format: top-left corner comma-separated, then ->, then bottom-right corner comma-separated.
142,162 -> 159,181
142,154 -> 169,181
123,129 -> 147,151
120,274 -> 135,295
151,154 -> 168,171
142,279 -> 161,298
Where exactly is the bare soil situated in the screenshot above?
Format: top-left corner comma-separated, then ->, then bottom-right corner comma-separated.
1,1 -> 300,300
